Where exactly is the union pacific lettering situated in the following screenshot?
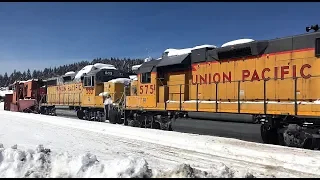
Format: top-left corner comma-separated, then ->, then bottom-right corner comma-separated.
56,86 -> 67,91
56,84 -> 82,92
192,64 -> 311,85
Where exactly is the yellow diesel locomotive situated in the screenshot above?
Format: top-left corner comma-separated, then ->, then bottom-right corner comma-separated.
40,63 -> 131,122
121,24 -> 320,149
39,24 -> 320,149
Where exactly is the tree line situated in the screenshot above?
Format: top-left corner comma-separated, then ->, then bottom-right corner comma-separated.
0,57 -> 144,87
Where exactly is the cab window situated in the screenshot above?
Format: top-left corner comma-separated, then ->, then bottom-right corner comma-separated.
140,72 -> 151,84
83,76 -> 95,87
316,38 -> 320,57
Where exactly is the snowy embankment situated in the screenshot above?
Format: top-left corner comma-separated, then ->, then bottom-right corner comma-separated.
0,144 -> 251,178
0,103 -> 320,178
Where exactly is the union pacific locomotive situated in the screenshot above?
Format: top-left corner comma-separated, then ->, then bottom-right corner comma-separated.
4,24 -> 320,150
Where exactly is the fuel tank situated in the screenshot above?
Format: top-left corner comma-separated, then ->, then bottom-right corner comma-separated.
171,117 -> 262,143
187,112 -> 255,123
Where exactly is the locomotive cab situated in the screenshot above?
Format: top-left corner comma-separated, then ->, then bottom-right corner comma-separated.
81,68 -> 130,108
126,60 -> 159,109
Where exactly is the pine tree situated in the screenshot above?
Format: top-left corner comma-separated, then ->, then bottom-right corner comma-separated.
32,70 -> 37,79
26,69 -> 32,80
22,71 -> 27,80
3,72 -> 8,86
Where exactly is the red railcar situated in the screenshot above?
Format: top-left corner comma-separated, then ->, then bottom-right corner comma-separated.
6,79 -> 46,113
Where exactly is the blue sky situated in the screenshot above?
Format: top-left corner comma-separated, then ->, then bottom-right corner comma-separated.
0,2 -> 319,74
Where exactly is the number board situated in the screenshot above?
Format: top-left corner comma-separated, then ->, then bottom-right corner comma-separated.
105,71 -> 113,75
139,84 -> 155,95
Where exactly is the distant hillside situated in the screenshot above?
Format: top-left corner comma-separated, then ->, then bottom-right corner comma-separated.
0,57 -> 145,87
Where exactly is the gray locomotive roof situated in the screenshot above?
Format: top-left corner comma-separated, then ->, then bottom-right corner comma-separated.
156,53 -> 190,67
137,60 -> 160,74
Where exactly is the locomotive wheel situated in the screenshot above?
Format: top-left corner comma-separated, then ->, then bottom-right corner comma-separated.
108,109 -> 117,124
128,119 -> 141,127
77,110 -> 85,120
128,119 -> 135,127
117,115 -> 124,124
151,120 -> 160,129
260,124 -> 279,145
111,109 -> 123,124
124,117 -> 129,126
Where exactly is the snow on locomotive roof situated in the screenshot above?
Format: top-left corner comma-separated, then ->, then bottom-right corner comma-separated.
65,71 -> 76,76
192,44 -> 217,50
74,65 -> 93,80
93,63 -> 116,70
132,64 -> 142,71
74,63 -> 117,80
27,79 -> 39,82
108,78 -> 131,85
221,39 -> 255,47
129,75 -> 137,81
144,57 -> 152,62
12,80 -> 27,84
164,44 -> 217,56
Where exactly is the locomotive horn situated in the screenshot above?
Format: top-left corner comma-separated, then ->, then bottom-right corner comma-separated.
306,24 -> 319,32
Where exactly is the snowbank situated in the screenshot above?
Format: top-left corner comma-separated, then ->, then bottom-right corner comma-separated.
0,144 -> 258,178
1,101 -> 318,178
0,144 -> 152,178
164,44 -> 217,57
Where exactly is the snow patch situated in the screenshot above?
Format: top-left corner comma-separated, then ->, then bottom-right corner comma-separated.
192,44 -> 217,50
164,44 -> 217,57
93,63 -> 116,70
74,65 -> 94,80
221,39 -> 255,47
154,164 -> 208,178
132,64 -> 142,71
98,92 -> 110,97
144,57 -> 152,62
0,90 -> 13,97
65,71 -> 76,76
154,163 -> 260,178
108,78 -> 131,86
129,75 -> 137,81
12,80 -> 27,84
27,79 -> 39,82
74,63 -> 117,81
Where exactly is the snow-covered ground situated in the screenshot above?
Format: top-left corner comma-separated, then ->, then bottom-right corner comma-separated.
0,103 -> 320,178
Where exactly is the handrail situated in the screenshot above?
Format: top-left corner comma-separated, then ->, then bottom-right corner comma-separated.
157,75 -> 320,115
